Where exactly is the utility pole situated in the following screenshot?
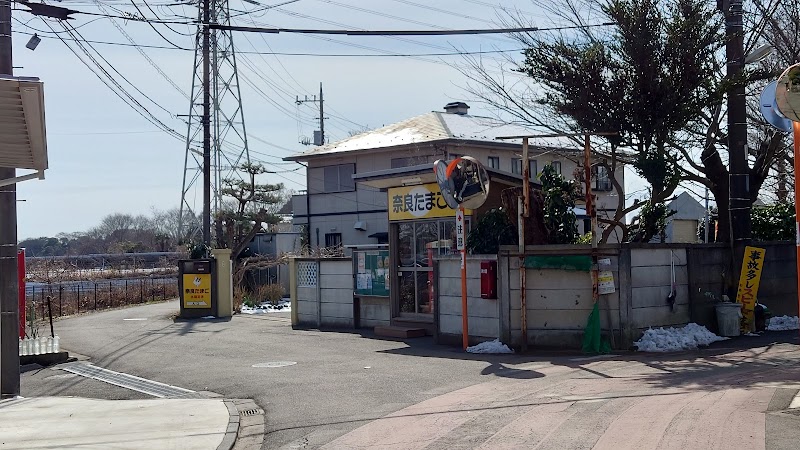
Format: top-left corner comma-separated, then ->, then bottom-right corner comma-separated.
722,0 -> 751,272
202,0 -> 211,246
0,0 -> 19,398
295,82 -> 325,146
319,82 -> 324,146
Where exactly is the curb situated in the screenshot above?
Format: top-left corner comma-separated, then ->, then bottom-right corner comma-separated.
218,400 -> 240,450
230,399 -> 266,450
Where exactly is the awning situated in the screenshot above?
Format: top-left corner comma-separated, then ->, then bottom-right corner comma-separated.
0,76 -> 48,187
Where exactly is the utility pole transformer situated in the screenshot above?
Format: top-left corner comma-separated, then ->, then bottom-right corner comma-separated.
180,0 -> 252,245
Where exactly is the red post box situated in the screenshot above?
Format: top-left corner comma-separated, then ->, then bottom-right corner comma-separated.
480,260 -> 497,299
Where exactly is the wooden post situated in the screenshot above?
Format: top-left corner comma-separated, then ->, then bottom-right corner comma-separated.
584,134 -> 599,304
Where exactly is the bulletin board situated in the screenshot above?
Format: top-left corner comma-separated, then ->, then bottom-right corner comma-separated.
354,250 -> 390,297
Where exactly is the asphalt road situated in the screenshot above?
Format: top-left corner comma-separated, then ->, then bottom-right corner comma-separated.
20,300 -> 800,449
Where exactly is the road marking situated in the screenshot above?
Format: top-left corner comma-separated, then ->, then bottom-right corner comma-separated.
122,318 -> 148,321
59,362 -> 203,398
252,361 -> 296,368
790,392 -> 800,409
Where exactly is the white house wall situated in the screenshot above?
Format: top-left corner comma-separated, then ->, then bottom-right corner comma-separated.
293,142 -> 626,249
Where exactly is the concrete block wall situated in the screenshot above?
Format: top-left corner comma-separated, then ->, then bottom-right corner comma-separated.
628,248 -> 690,331
296,283 -> 318,326
505,254 -> 621,349
290,258 -> 354,328
686,245 -> 728,332
756,242 -> 798,317
437,256 -> 500,342
318,260 -> 355,327
357,297 -> 391,328
685,243 -> 798,330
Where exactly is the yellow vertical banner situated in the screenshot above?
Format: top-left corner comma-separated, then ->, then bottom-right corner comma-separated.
735,246 -> 766,331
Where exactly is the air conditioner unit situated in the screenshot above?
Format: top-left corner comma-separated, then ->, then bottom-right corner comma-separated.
354,221 -> 367,231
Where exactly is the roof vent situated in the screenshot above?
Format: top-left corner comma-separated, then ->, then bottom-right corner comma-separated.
443,102 -> 470,115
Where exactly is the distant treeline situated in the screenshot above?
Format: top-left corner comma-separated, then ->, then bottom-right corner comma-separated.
19,209 -> 195,257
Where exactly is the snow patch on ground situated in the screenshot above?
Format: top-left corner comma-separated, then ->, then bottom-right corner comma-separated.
466,339 -> 514,354
767,315 -> 800,331
634,323 -> 728,352
240,300 -> 291,314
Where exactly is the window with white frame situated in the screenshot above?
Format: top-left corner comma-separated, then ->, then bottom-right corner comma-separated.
593,165 -> 612,191
488,156 -> 500,169
511,158 -> 522,175
551,161 -> 562,175
529,159 -> 538,178
323,164 -> 355,193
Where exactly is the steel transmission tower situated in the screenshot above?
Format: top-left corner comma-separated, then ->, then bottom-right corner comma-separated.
180,0 -> 251,245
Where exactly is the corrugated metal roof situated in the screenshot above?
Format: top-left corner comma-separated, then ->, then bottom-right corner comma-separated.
0,76 -> 47,171
284,110 -> 580,161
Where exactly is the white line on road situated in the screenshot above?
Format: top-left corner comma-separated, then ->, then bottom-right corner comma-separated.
790,391 -> 800,409
123,318 -> 148,321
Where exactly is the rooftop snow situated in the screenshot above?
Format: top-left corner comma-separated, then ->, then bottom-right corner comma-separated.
284,111 -> 582,161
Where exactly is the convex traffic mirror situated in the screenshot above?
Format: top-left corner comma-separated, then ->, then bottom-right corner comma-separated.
433,156 -> 490,210
776,63 -> 800,122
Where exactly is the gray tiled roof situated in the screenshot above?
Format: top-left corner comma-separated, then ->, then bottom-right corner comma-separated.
284,111 -> 581,161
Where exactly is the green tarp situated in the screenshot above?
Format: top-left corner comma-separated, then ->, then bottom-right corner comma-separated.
523,255 -> 592,272
582,302 -> 611,354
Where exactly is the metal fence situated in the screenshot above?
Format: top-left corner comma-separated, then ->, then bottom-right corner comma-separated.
25,277 -> 178,320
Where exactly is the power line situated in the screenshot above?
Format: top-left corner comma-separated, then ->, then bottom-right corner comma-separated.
44,20 -> 184,141
16,3 -> 613,35
13,28 -> 529,56
93,1 -> 190,99
388,0 -> 497,25
210,24 -> 612,35
127,0 -> 191,48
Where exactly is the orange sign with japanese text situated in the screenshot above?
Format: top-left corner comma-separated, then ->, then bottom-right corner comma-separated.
735,246 -> 765,331
183,273 -> 212,308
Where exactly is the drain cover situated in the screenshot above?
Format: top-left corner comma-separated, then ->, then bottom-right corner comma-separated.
240,408 -> 263,416
252,361 -> 296,368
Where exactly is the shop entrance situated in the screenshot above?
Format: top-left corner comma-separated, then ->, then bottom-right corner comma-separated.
396,218 -> 464,318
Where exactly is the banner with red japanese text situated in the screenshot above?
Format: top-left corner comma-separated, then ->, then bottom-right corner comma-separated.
735,246 -> 765,331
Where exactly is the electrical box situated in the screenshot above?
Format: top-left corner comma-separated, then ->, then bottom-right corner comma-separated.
178,259 -> 217,319
480,260 -> 497,299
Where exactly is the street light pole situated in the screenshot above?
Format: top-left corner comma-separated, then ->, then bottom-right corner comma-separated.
722,0 -> 751,280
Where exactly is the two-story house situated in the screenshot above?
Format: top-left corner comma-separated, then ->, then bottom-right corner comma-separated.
285,102 -> 625,330
286,102 -> 623,249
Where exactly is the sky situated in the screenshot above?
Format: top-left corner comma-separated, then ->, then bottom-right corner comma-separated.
11,0 -> 650,240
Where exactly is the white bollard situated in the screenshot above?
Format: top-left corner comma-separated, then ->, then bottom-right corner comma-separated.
53,335 -> 60,353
